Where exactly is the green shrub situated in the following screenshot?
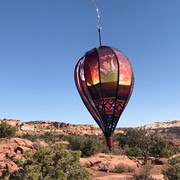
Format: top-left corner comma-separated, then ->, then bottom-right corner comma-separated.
168,155 -> 180,165
162,156 -> 180,180
0,122 -> 16,138
81,136 -> 99,157
150,135 -> 176,158
67,134 -> 106,157
117,129 -> 177,164
67,135 -> 84,151
163,164 -> 180,180
21,133 -> 39,142
21,132 -> 61,143
40,132 -> 59,143
21,133 -> 111,157
133,165 -> 154,180
2,144 -> 90,180
114,164 -> 134,173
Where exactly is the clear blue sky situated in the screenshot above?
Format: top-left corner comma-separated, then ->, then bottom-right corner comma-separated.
0,0 -> 180,127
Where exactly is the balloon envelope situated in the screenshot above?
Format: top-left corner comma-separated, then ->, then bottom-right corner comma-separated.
74,46 -> 134,148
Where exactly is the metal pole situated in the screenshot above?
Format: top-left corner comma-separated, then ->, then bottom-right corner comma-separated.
92,0 -> 102,46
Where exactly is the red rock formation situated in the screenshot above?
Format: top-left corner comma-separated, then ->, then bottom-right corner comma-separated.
80,153 -> 138,172
0,138 -> 34,175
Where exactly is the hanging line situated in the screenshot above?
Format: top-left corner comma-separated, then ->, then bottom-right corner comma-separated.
91,0 -> 102,46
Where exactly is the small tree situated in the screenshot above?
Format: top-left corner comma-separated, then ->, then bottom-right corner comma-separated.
150,135 -> 175,158
162,156 -> 180,180
0,122 -> 16,138
118,128 -> 152,164
117,128 -> 177,164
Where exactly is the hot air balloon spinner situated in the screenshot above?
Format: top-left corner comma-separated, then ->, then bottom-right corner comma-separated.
74,0 -> 134,150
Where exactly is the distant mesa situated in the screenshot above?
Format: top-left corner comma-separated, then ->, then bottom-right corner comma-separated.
0,119 -> 106,136
0,119 -> 179,136
140,120 -> 180,130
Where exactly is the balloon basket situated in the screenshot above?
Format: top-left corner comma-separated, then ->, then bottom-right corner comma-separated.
106,137 -> 114,151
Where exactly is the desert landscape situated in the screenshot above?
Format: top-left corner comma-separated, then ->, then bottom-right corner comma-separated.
0,119 -> 179,179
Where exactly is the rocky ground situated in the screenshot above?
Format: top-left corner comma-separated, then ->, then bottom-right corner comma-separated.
0,119 -> 180,179
0,138 -> 166,180
0,137 -> 167,179
91,169 -> 164,180
80,153 -> 165,180
0,138 -> 48,176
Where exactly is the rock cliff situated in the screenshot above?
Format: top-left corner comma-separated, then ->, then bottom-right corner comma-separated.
0,119 -> 123,135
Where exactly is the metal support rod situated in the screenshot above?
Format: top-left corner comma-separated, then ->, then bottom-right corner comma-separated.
92,0 -> 102,46
98,28 -> 102,46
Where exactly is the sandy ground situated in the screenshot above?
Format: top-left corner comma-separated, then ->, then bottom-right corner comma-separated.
91,165 -> 165,180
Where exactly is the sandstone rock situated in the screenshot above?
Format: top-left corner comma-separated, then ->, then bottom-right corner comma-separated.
141,120 -> 180,130
92,173 -> 134,180
33,139 -> 48,149
0,144 -> 15,158
152,158 -> 168,165
80,153 -> 138,172
20,124 -> 35,131
0,154 -> 5,161
0,137 -> 34,175
7,161 -> 19,173
12,154 -> 24,161
80,158 -> 91,167
15,146 -> 32,154
13,138 -> 33,148
0,162 -> 6,169
0,119 -> 22,127
151,174 -> 164,180
1,138 -> 33,149
5,151 -> 16,158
